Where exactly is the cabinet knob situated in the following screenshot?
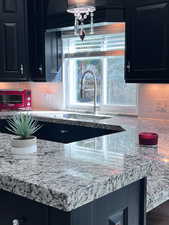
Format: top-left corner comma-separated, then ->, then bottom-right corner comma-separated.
60,130 -> 69,134
126,61 -> 131,72
20,64 -> 24,75
12,219 -> 20,225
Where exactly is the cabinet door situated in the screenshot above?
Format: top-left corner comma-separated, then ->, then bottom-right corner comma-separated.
125,1 -> 169,83
45,31 -> 62,82
0,0 -> 27,81
28,0 -> 47,81
0,190 -> 48,225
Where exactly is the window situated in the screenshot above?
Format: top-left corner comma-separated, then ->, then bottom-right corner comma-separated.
63,23 -> 137,114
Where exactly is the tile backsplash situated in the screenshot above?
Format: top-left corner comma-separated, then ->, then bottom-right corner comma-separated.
1,82 -> 169,120
0,82 -> 64,110
138,84 -> 169,120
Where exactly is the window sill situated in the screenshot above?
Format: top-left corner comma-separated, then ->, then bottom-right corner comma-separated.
65,104 -> 137,117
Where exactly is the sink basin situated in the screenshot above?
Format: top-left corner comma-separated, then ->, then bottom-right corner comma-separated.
0,119 -> 124,144
62,113 -> 111,121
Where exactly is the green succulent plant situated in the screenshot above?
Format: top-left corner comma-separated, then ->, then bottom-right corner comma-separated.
6,113 -> 41,139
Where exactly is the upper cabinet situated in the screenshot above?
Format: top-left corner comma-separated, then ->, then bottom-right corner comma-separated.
0,0 -> 47,82
28,0 -> 47,81
0,0 -> 28,81
125,0 -> 169,83
1,0 -> 168,83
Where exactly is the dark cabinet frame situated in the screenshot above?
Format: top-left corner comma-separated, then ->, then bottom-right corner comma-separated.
0,0 -> 28,81
27,0 -> 47,81
1,0 -> 168,83
125,0 -> 169,83
0,0 -> 47,82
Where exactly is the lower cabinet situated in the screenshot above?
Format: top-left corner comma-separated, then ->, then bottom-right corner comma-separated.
0,190 -> 48,225
0,179 -> 146,225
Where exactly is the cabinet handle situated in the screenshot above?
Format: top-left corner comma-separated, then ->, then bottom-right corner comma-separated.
60,130 -> 69,134
12,219 -> 20,225
126,61 -> 131,72
20,64 -> 24,75
39,65 -> 43,73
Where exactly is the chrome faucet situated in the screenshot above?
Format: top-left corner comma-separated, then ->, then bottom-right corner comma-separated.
80,70 -> 97,114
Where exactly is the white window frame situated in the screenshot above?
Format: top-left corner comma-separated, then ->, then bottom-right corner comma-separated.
63,24 -> 138,116
63,57 -> 138,115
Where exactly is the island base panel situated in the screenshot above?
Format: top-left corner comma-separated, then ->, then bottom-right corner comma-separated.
0,178 -> 146,225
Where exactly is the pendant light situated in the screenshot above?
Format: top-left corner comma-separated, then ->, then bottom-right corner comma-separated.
67,0 -> 96,40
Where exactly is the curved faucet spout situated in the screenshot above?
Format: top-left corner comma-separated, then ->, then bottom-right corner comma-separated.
80,70 -> 97,114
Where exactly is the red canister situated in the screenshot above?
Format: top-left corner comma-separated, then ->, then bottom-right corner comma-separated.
139,132 -> 158,146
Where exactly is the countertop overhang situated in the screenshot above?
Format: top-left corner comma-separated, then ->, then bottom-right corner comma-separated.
0,111 -> 167,212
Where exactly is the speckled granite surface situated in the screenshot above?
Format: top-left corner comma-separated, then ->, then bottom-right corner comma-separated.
0,111 -> 168,212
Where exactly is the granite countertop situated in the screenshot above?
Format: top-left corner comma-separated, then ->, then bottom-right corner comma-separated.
0,111 -> 168,212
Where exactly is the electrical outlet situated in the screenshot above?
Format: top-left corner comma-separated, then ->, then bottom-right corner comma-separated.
156,100 -> 168,113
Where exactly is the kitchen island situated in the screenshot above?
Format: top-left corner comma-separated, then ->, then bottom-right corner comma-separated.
0,111 -> 169,224
30,111 -> 169,212
0,111 -> 154,225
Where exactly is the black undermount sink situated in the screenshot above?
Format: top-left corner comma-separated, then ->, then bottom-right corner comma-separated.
0,119 -> 124,144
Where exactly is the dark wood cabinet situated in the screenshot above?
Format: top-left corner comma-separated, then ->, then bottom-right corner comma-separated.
45,31 -> 63,82
2,0 -> 169,83
125,0 -> 169,83
0,0 -> 47,82
28,0 -> 47,81
0,190 -> 48,225
0,179 -> 146,225
0,0 -> 28,81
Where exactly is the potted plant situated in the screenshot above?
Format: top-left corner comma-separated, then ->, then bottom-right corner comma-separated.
6,113 -> 41,154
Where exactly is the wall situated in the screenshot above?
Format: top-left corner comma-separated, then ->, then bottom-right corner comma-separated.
0,82 -> 64,110
1,82 -> 169,120
138,84 -> 169,120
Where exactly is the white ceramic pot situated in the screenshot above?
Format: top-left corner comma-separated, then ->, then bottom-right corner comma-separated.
11,136 -> 37,154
